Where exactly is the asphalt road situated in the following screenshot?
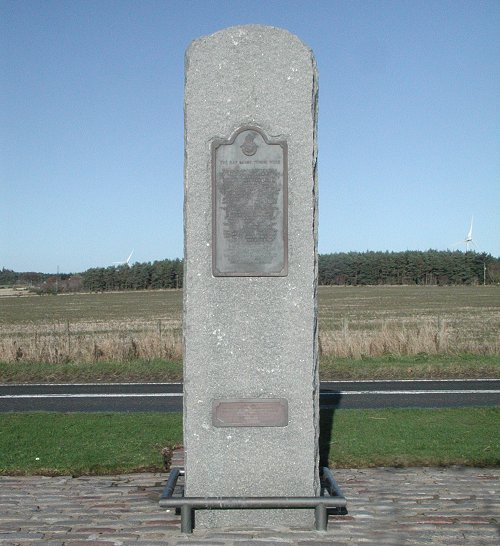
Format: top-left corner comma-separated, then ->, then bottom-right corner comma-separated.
0,379 -> 499,412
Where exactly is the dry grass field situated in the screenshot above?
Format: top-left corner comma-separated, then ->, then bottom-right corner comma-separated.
0,285 -> 498,366
0,290 -> 182,364
318,285 -> 499,358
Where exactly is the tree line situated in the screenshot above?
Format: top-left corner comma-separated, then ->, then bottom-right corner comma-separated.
0,258 -> 183,293
81,259 -> 183,292
2,251 -> 499,293
318,250 -> 499,286
0,269 -> 77,293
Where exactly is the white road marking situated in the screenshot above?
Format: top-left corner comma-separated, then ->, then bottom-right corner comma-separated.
1,379 -> 498,387
1,390 -> 499,399
322,379 -> 500,383
321,390 -> 500,395
0,393 -> 184,399
0,382 -> 182,387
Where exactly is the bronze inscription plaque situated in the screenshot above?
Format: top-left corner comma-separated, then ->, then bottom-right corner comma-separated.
212,126 -> 288,276
212,398 -> 289,427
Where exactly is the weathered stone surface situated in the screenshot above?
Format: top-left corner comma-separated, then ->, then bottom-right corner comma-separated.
183,25 -> 319,528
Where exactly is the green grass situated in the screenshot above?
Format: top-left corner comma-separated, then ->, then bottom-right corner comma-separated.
0,358 -> 183,383
0,354 -> 498,383
0,412 -> 183,476
320,353 -> 500,380
323,407 -> 499,468
0,408 -> 497,475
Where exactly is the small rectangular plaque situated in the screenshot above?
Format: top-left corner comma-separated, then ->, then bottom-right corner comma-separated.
212,126 -> 288,277
212,398 -> 288,427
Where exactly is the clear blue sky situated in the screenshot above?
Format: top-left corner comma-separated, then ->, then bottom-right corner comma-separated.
2,0 -> 499,273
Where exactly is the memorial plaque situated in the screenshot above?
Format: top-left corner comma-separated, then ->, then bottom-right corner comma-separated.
212,126 -> 288,277
212,398 -> 288,427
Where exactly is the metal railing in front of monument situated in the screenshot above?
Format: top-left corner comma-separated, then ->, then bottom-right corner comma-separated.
159,466 -> 347,533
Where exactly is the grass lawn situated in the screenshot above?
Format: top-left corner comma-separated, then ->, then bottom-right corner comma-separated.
1,408 -> 497,476
0,412 -> 182,476
0,358 -> 184,383
322,407 -> 499,468
320,353 -> 500,380
1,353 -> 498,383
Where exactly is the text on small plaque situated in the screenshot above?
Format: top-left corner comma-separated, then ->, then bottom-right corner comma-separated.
212,398 -> 289,427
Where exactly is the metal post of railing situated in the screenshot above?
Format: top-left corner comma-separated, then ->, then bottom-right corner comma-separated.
321,467 -> 345,499
314,503 -> 327,531
161,467 -> 180,499
180,504 -> 193,533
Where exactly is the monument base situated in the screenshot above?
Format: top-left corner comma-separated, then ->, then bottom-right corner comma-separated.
159,466 -> 347,533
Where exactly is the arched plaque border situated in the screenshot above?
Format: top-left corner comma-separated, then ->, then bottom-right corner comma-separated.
211,125 -> 288,277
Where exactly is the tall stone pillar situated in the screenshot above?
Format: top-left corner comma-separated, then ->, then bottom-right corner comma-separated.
183,25 -> 319,528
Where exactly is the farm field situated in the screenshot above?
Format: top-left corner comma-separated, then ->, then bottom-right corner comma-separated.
0,285 -> 498,381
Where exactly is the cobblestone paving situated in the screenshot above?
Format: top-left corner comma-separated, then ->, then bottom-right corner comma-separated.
0,468 -> 498,545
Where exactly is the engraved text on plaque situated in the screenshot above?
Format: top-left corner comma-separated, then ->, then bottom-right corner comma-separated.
212,398 -> 289,427
212,126 -> 288,276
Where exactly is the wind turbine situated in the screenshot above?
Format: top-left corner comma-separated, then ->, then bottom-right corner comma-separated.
454,217 -> 478,252
464,216 -> 474,252
113,250 -> 134,266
